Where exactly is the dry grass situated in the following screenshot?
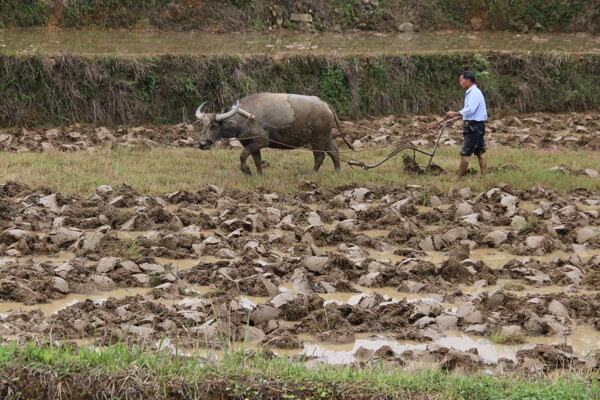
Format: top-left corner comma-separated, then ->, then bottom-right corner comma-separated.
0,144 -> 598,195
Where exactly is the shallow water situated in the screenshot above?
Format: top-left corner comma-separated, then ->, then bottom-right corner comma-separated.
426,248 -> 600,269
281,326 -> 600,365
0,287 -> 150,315
42,326 -> 600,367
1,29 -> 599,55
461,279 -> 600,296
193,330 -> 569,365
153,257 -> 202,270
320,287 -> 444,305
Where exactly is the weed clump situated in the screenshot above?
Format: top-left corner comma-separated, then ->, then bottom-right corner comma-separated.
490,330 -> 526,344
519,216 -> 543,235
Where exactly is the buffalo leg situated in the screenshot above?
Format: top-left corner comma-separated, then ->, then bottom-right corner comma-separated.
240,147 -> 253,175
240,140 -> 267,175
251,150 -> 263,176
312,148 -> 326,172
326,142 -> 341,171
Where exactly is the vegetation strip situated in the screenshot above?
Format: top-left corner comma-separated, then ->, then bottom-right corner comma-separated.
1,53 -> 600,127
0,145 -> 598,195
0,0 -> 598,33
0,342 -> 597,399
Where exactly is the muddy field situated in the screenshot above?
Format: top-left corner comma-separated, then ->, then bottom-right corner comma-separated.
1,112 -> 599,154
0,112 -> 599,376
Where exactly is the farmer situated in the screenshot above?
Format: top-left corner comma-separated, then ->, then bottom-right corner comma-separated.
429,71 -> 488,181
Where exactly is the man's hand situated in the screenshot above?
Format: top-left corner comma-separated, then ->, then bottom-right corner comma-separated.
427,114 -> 451,131
446,115 -> 463,125
446,111 -> 461,118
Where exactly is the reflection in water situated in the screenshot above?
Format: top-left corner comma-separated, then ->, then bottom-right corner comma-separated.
283,327 -> 600,365
1,29 -> 599,55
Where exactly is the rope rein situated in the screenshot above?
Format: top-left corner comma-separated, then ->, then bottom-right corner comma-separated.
226,108 -> 437,155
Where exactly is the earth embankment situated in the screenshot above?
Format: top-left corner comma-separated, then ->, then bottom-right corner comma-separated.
2,52 -> 600,127
0,0 -> 598,33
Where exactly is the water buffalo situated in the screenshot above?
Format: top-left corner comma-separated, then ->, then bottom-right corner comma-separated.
195,93 -> 354,175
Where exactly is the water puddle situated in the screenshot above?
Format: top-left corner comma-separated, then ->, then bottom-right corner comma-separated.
461,279 -> 600,296
18,252 -> 78,264
519,201 -> 539,212
0,287 -> 151,315
116,231 -> 152,240
18,252 -> 94,267
154,257 -> 200,270
360,229 -> 390,238
289,326 -> 600,365
426,249 -> 515,269
426,248 -> 600,270
363,250 -> 407,263
320,287 -> 457,308
260,228 -> 292,237
577,203 -> 600,212
63,325 -> 600,366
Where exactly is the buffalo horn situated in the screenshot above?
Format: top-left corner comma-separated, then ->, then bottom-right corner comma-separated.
215,100 -> 240,121
195,102 -> 208,119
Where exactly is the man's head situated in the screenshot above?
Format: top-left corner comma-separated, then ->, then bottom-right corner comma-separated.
459,71 -> 476,90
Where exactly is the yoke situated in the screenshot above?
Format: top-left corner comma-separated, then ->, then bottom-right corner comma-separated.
347,123 -> 449,172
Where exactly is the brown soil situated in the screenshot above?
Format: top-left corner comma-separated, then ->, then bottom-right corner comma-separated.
1,112 -> 599,154
0,114 -> 600,373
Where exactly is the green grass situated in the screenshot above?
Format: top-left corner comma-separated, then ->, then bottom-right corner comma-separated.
2,53 -> 600,126
0,341 -> 598,399
0,144 -> 598,195
490,330 -> 526,345
0,0 -> 597,32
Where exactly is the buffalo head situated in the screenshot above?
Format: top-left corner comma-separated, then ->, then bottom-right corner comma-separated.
195,101 -> 241,150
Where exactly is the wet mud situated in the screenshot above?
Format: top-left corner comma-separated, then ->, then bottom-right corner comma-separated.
0,112 -> 599,153
0,174 -> 600,374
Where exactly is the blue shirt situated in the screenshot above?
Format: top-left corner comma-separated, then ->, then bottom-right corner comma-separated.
459,85 -> 488,122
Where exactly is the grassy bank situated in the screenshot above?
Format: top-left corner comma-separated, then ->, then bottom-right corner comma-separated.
0,144 -> 598,195
0,0 -> 598,33
1,53 -> 600,127
0,341 -> 597,399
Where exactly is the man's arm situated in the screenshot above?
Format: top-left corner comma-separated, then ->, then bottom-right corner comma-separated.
428,113 -> 463,130
445,114 -> 463,124
446,111 -> 462,119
